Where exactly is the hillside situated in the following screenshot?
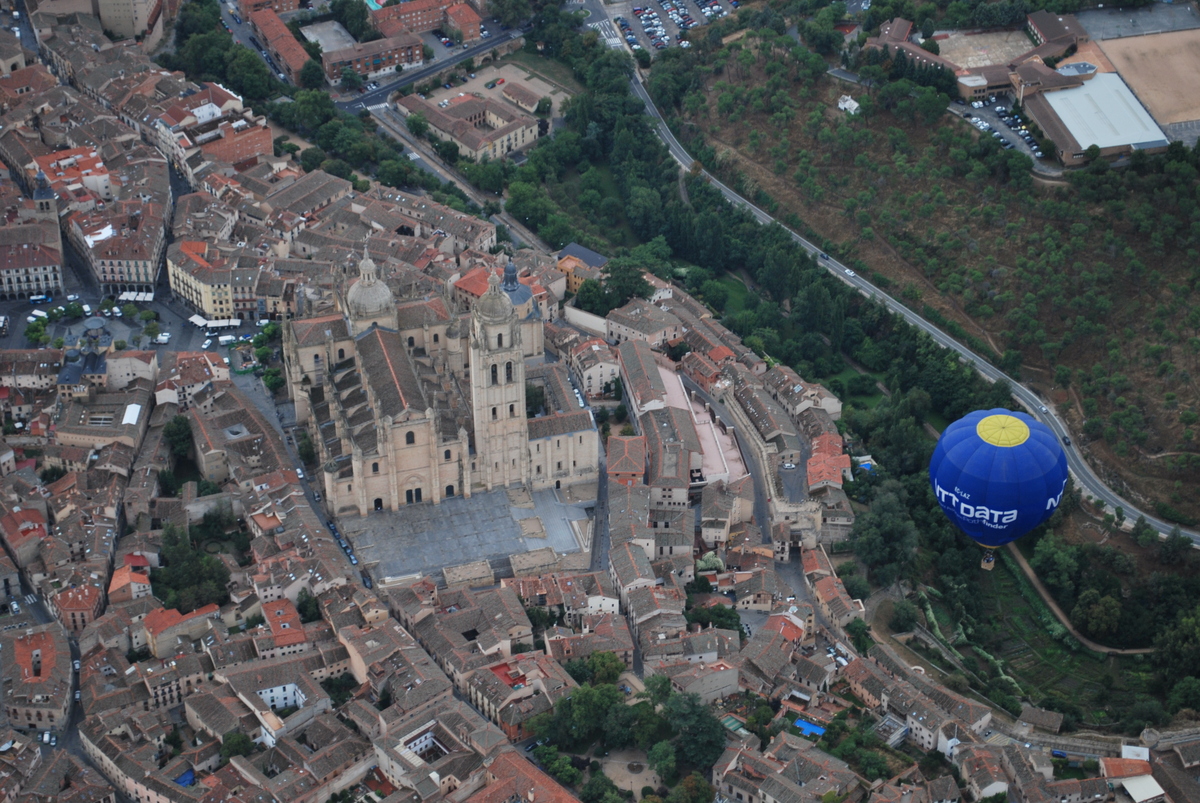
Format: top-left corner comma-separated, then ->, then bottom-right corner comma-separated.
649,31 -> 1200,523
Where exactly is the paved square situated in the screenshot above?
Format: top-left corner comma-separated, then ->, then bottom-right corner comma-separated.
937,30 -> 1038,70
343,488 -> 587,583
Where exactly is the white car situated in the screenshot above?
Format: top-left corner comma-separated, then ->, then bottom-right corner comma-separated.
201,339 -> 213,349
66,294 -> 80,302
296,468 -> 304,479
845,269 -> 856,277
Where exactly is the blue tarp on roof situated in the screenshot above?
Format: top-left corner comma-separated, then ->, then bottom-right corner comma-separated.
175,769 -> 195,787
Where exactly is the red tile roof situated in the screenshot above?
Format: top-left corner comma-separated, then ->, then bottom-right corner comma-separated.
606,435 -> 646,476
467,752 -> 581,803
12,630 -> 59,683
143,603 -> 219,637
109,565 -> 150,593
265,599 -> 307,647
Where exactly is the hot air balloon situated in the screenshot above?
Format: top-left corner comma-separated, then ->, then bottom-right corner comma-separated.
929,408 -> 1069,570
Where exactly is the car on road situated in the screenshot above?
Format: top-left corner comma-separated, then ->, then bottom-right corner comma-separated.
201,339 -> 212,349
782,463 -> 796,470
350,554 -> 358,565
313,491 -> 321,501
73,660 -> 80,671
250,35 -> 261,49
1062,435 -> 1071,446
495,78 -> 504,85
819,252 -> 829,260
75,690 -> 81,701
525,741 -> 538,752
1039,406 -> 1048,413
49,734 -> 56,747
66,294 -> 80,301
845,269 -> 856,277
9,602 -> 17,614
231,12 -> 241,23
296,468 -> 304,479
29,294 -> 51,304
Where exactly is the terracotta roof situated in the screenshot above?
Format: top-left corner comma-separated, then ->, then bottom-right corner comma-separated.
466,752 -> 581,803
606,435 -> 646,476
108,565 -> 150,593
143,603 -> 219,637
265,599 -> 307,647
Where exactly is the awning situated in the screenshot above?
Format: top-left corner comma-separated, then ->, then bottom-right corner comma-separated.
188,315 -> 207,327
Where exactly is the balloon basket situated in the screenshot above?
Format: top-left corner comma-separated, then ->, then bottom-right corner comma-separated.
980,549 -> 996,571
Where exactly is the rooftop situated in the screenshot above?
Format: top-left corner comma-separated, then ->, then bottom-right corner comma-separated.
1042,72 -> 1167,150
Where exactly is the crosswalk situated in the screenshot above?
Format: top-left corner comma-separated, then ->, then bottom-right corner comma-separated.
588,21 -> 624,49
367,103 -> 390,113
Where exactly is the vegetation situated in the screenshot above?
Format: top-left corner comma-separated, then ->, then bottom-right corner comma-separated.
157,0 -> 281,101
563,650 -> 625,686
320,672 -> 360,707
164,416 -> 194,459
151,523 -> 231,612
220,731 -> 256,760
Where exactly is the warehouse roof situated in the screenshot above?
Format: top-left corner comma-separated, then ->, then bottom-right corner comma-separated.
1042,73 -> 1167,151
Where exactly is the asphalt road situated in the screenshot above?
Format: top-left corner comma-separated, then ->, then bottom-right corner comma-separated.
626,77 -> 1198,544
334,29 -> 526,112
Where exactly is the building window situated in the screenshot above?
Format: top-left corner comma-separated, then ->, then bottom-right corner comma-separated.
491,364 -> 498,386
337,348 -> 345,360
433,333 -> 439,343
506,361 -> 513,383
405,432 -> 415,445
408,336 -> 415,348
444,449 -> 452,460
446,485 -> 454,497
497,333 -> 503,348
372,462 -> 379,473
509,404 -> 515,417
492,407 -> 497,420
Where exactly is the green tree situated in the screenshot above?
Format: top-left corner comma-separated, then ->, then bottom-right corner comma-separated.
406,112 -> 429,138
889,600 -> 920,632
330,0 -> 374,39
663,692 -> 726,768
846,618 -> 873,653
225,46 -> 274,100
220,731 -> 255,760
581,772 -> 620,803
64,302 -> 84,319
297,589 -> 321,623
587,651 -> 624,685
491,0 -> 532,27
300,59 -> 326,89
1168,676 -> 1200,714
39,465 -> 66,483
151,523 -> 232,612
122,303 -> 139,319
602,257 -> 652,308
851,480 -> 918,584
647,740 -> 676,778
300,147 -> 327,172
842,574 -> 870,600
297,433 -> 317,464
164,415 -> 194,458
1070,589 -> 1121,639
341,67 -> 364,91
1160,526 -> 1191,564
640,673 -> 672,707
665,773 -> 715,803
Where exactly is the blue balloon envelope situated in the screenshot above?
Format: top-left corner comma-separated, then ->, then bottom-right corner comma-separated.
929,409 -> 1069,548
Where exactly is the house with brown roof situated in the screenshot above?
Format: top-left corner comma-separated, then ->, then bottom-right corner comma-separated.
606,435 -> 646,486
396,94 -> 538,162
1,622 -> 73,732
813,575 -> 863,627
607,297 -> 682,347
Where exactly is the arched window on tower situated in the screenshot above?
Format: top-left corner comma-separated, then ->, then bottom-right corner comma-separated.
505,362 -> 513,383
490,364 -> 498,386
337,348 -> 344,361
408,336 -> 415,348
405,431 -> 415,445
497,333 -> 503,348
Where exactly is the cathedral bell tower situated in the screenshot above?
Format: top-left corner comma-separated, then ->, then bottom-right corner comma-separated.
469,265 -> 530,491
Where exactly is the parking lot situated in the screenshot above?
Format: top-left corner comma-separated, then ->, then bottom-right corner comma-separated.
954,93 -> 1047,162
418,19 -> 505,62
607,0 -> 742,54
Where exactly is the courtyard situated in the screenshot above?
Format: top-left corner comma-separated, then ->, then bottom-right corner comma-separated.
340,487 -> 589,584
935,29 -> 1038,70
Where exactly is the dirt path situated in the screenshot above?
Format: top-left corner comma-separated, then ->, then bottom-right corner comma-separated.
1004,544 -> 1153,655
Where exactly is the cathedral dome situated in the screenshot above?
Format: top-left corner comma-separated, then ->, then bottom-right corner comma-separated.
474,272 -> 514,321
346,246 -> 394,321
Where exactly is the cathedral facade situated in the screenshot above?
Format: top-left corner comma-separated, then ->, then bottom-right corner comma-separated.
283,250 -> 598,517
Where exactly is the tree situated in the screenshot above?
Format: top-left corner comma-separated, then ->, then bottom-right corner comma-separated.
330,0 -> 374,39
665,773 -> 714,803
300,59 -> 326,89
640,673 -> 672,707
889,600 -> 920,632
121,303 -> 139,319
144,322 -> 160,339
300,147 -> 327,172
406,112 -> 429,138
39,465 -> 66,483
1169,676 -> 1200,713
164,415 -> 194,458
587,651 -> 624,685
1160,526 -> 1191,565
581,773 -> 621,803
491,0 -> 531,27
297,433 -> 317,464
113,340 -> 127,351
64,302 -> 84,319
663,692 -> 726,768
341,67 -> 364,91
297,589 -> 321,623
564,658 -> 593,685
263,369 -> 286,392
151,523 -> 232,612
602,257 -> 652,308
526,382 -> 545,417
842,574 -> 870,600
1070,589 -> 1121,639
647,740 -> 676,778
536,97 -> 553,116
846,619 -> 873,653
851,480 -> 918,584
220,731 -> 255,760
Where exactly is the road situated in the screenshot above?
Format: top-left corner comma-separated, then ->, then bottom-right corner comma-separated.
333,30 -> 527,113
624,76 -> 1197,544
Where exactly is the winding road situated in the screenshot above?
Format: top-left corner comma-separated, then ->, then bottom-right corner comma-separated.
626,76 -> 1198,545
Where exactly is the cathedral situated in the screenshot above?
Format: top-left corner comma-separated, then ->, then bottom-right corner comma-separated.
282,248 -> 598,516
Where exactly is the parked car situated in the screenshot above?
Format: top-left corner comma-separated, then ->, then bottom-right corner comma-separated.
231,12 -> 241,23
66,294 -> 80,301
201,339 -> 213,349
